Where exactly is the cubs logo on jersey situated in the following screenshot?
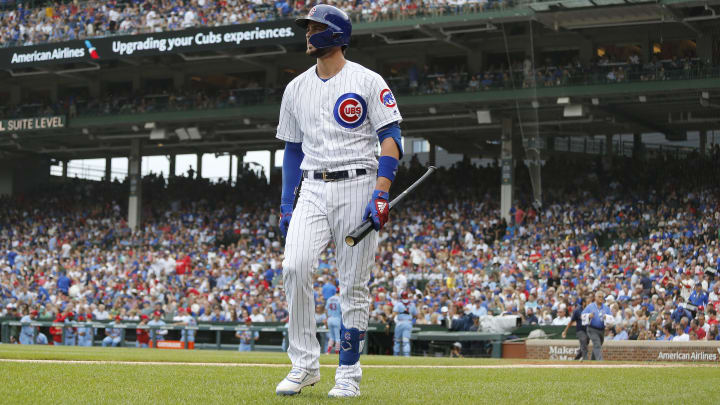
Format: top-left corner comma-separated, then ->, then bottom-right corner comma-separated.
380,89 -> 396,108
333,93 -> 367,129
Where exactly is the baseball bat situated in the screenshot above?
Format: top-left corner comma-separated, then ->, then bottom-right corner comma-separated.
345,166 -> 436,247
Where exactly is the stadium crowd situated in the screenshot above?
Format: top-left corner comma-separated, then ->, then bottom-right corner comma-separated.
2,149 -> 720,350
2,53 -> 718,121
0,0 -> 505,48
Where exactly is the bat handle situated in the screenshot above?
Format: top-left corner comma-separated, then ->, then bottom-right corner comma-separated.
344,220 -> 374,247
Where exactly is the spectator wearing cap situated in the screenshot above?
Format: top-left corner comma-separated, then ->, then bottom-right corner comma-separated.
77,315 -> 94,347
148,311 -> 168,343
236,317 -> 258,352
136,315 -> 150,348
582,292 -> 612,361
102,316 -> 123,347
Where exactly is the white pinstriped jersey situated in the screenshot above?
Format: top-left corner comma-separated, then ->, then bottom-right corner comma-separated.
276,60 -> 402,171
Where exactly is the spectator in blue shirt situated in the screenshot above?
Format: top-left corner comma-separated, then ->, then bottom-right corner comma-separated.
57,273 -> 71,295
582,292 -> 612,360
321,277 -> 337,301
688,284 -> 708,309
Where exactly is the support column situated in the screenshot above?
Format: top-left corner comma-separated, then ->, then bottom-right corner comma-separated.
269,149 -> 276,187
632,133 -> 644,161
604,134 -> 613,170
62,160 -> 69,178
105,157 -> 111,182
700,131 -> 707,156
228,154 -> 234,183
128,140 -> 142,231
196,153 -> 203,179
236,151 -> 246,182
428,141 -> 437,166
168,154 -> 176,178
500,118 -> 513,225
525,129 -> 542,209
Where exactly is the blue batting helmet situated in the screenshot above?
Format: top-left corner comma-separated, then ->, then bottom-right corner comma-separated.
295,5 -> 352,49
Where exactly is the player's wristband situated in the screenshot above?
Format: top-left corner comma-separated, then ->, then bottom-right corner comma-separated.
377,155 -> 398,182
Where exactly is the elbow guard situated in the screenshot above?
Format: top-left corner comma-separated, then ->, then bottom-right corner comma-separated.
377,122 -> 403,160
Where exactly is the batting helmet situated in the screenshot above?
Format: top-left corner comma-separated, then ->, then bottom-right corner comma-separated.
295,5 -> 352,49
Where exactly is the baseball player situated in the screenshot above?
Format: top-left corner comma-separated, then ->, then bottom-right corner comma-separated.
392,291 -> 417,357
173,307 -> 197,347
19,310 -> 38,345
136,314 -> 150,348
236,318 -> 259,352
63,312 -> 77,346
19,310 -> 38,344
275,4 -> 403,398
102,316 -> 123,347
77,315 -> 95,347
325,290 -> 342,354
147,311 -> 168,343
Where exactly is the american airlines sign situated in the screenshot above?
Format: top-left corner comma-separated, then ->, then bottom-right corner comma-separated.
0,21 -> 303,69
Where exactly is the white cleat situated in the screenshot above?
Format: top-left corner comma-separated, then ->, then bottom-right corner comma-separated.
328,379 -> 361,398
275,368 -> 320,396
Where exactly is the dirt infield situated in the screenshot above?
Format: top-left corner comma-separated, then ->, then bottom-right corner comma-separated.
0,358 -> 713,368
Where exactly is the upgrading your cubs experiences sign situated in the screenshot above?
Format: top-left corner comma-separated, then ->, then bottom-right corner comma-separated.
0,20 -> 304,69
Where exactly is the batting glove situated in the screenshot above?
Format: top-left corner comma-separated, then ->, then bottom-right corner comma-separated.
363,190 -> 390,231
279,204 -> 293,237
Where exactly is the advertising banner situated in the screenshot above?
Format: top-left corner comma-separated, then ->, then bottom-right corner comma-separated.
0,20 -> 304,69
0,116 -> 66,133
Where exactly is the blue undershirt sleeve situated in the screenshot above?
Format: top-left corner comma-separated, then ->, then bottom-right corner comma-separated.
281,141 -> 304,206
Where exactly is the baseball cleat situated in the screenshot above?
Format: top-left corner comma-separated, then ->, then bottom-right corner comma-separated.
276,368 -> 320,396
328,379 -> 360,398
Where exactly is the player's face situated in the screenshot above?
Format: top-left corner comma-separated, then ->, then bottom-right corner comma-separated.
306,21 -> 329,57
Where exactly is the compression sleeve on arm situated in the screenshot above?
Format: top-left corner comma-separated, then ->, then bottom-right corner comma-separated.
281,141 -> 304,206
377,122 -> 403,160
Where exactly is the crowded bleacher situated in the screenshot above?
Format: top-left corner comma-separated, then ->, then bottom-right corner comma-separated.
0,0 -> 508,48
2,53 -> 718,121
2,150 -> 720,347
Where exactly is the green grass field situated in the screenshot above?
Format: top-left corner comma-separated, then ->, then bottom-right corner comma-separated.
1,346 -> 718,404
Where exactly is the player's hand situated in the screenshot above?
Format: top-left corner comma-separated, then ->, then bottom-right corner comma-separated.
561,331 -> 567,338
363,190 -> 390,231
279,204 -> 293,237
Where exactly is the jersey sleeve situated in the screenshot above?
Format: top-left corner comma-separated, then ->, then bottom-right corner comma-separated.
276,81 -> 303,143
367,73 -> 402,132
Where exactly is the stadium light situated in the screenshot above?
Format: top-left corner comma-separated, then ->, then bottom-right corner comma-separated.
701,92 -> 709,100
556,97 -> 570,105
187,127 -> 202,140
531,100 -> 539,109
131,125 -> 140,132
174,128 -> 190,141
428,107 -> 437,115
638,96 -> 647,103
144,122 -> 156,130
563,105 -> 584,118
150,128 -> 166,140
476,110 -> 492,124
592,98 -> 600,106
